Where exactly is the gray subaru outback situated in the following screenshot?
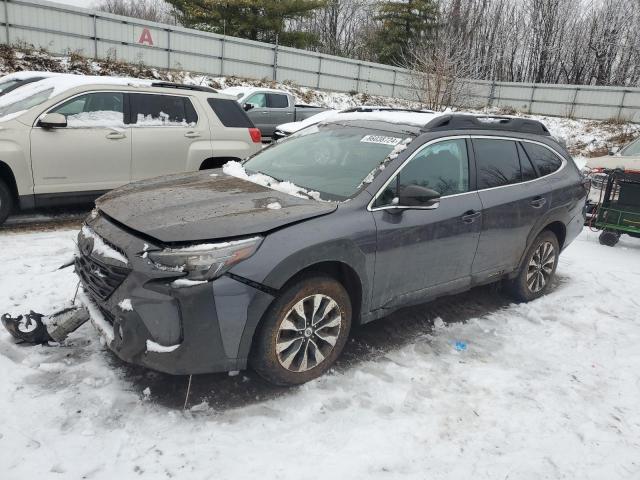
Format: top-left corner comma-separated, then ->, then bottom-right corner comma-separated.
76,114 -> 588,385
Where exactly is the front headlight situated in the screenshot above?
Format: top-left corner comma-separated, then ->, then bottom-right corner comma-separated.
148,236 -> 262,281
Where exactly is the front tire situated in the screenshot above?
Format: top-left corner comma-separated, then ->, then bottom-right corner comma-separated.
250,275 -> 352,386
599,230 -> 620,247
0,179 -> 14,225
506,230 -> 559,302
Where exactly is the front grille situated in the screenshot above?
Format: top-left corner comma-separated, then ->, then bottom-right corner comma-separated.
75,253 -> 130,302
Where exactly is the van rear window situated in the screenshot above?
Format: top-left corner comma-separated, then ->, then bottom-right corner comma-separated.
208,98 -> 254,128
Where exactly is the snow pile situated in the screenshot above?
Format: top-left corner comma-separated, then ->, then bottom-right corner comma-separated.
135,113 -> 195,127
146,340 -> 180,353
266,202 -> 282,210
223,160 -> 321,200
81,226 -> 128,265
118,299 -> 133,311
170,278 -> 207,288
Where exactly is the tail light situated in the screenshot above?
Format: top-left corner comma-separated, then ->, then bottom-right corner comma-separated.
249,128 -> 261,143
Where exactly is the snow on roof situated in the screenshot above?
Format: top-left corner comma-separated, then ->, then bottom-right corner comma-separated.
0,74 -> 153,111
277,109 -> 441,134
220,86 -> 289,100
0,71 -> 69,82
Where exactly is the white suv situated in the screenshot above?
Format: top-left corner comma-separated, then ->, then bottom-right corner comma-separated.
0,75 -> 263,224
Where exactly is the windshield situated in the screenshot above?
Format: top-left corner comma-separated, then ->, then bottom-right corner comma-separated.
243,124 -> 412,200
620,137 -> 640,156
0,87 -> 53,118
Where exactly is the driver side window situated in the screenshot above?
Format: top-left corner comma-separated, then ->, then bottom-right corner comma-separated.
375,139 -> 470,207
50,92 -> 124,127
245,93 -> 267,108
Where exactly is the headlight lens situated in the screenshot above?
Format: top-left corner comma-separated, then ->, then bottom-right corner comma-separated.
148,236 -> 262,281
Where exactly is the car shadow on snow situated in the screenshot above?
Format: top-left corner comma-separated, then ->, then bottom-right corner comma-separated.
112,278 -> 565,412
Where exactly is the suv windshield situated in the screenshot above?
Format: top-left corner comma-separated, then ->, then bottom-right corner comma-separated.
243,124 -> 411,200
0,87 -> 53,118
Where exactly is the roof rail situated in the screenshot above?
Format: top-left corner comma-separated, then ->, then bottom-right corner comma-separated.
422,114 -> 551,136
342,106 -> 436,114
150,81 -> 217,93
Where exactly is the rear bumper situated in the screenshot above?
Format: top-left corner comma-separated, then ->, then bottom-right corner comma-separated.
77,214 -> 275,375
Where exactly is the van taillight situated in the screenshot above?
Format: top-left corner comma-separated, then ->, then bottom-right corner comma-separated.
249,128 -> 261,143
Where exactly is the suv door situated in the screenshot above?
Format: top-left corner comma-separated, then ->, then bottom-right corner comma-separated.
129,93 -> 208,180
471,137 -> 550,281
370,137 -> 483,309
30,91 -> 131,194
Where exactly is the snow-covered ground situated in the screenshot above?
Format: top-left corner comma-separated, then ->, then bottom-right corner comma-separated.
1,227 -> 639,479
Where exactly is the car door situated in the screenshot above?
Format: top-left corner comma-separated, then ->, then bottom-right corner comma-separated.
370,137 -> 483,309
129,93 -> 208,180
243,92 -> 270,135
471,137 -> 550,281
265,93 -> 293,133
30,91 -> 131,195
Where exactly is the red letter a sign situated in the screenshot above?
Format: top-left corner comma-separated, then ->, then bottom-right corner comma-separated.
138,28 -> 154,46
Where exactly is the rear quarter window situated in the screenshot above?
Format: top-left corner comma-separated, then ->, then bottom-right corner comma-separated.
522,142 -> 563,176
208,98 -> 254,128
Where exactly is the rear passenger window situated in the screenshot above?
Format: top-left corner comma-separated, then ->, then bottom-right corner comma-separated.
130,94 -> 197,126
522,142 -> 563,176
207,98 -> 254,128
517,143 -> 537,181
268,93 -> 288,108
474,139 -> 521,189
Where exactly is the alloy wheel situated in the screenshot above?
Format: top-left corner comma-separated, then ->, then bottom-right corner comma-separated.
275,294 -> 342,372
526,241 -> 556,293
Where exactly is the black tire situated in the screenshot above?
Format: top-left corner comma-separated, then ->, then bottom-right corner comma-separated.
506,230 -> 560,302
599,230 -> 620,246
250,275 -> 352,386
0,179 -> 14,225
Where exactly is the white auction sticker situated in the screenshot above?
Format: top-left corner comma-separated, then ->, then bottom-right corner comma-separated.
360,135 -> 403,146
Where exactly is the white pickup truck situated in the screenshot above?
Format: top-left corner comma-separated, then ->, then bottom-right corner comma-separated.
221,87 -> 328,138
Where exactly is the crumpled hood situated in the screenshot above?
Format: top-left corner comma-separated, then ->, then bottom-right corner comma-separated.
96,170 -> 337,243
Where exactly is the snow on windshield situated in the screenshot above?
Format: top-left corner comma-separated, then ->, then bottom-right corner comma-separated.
222,160 -> 322,200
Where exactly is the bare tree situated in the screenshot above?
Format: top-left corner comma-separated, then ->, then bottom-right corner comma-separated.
96,0 -> 178,25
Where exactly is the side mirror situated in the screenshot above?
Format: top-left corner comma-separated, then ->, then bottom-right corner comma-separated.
38,113 -> 67,129
397,185 -> 441,208
608,146 -> 620,156
242,103 -> 254,112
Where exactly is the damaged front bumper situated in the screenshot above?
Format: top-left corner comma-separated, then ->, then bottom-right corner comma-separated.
76,214 -> 275,375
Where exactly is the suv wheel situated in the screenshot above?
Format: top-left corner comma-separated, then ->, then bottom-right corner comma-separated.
598,230 -> 620,247
250,275 -> 352,386
0,179 -> 14,225
506,230 -> 559,302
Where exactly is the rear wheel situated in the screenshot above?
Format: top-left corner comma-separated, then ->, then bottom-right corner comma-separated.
250,275 -> 352,386
506,230 -> 559,302
599,230 -> 620,246
0,179 -> 14,225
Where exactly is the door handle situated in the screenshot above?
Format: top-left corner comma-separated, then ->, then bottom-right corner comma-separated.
461,210 -> 481,223
184,131 -> 201,138
530,196 -> 547,208
105,131 -> 126,140
261,111 -> 271,115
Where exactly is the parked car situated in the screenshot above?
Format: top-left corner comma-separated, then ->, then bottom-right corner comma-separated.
221,86 -> 328,138
0,71 -> 66,97
273,106 -> 437,140
76,114 -> 587,386
0,76 -> 262,225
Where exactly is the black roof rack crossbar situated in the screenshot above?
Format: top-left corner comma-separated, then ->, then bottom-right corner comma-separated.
150,81 -> 217,93
422,114 -> 551,136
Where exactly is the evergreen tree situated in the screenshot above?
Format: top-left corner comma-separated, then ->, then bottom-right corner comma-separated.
166,0 -> 325,48
371,0 -> 439,65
